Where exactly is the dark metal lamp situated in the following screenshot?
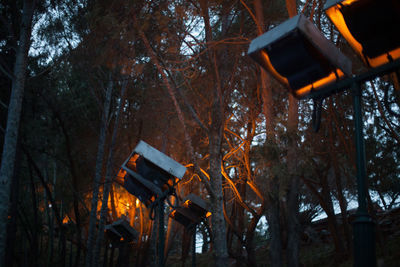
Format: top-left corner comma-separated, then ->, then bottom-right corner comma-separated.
169,194 -> 210,228
324,0 -> 400,68
105,218 -> 138,243
248,13 -> 352,99
116,140 -> 186,206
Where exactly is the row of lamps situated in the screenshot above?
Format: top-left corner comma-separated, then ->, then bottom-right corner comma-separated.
248,0 -> 400,267
110,141 -> 210,267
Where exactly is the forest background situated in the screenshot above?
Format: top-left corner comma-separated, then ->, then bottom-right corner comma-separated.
0,0 -> 399,266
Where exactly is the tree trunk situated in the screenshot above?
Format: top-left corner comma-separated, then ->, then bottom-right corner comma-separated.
266,181 -> 283,267
93,79 -> 127,266
201,1 -> 229,264
253,0 -> 284,266
164,196 -> 177,261
320,170 -> 346,261
286,96 -> 300,267
0,0 -> 35,264
209,103 -> 228,266
24,148 -> 66,266
329,115 -> 352,253
85,75 -> 113,267
27,156 -> 39,267
5,138 -> 21,267
285,0 -> 300,265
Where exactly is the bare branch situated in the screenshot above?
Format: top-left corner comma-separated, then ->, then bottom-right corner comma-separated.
370,81 -> 400,144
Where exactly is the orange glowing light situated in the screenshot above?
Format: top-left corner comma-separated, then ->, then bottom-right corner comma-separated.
326,0 -> 400,67
295,69 -> 344,98
260,50 -> 289,86
63,215 -> 70,224
136,198 -> 140,208
326,2 -> 362,58
367,48 -> 400,68
115,169 -> 126,185
206,212 -> 212,218
126,154 -> 139,170
183,199 -> 191,208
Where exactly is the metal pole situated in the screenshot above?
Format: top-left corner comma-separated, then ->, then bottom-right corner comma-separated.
351,81 -> 376,267
192,225 -> 196,267
158,201 -> 165,267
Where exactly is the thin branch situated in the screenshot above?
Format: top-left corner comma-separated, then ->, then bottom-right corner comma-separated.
240,0 -> 263,35
221,163 -> 257,216
0,99 -> 8,109
370,81 -> 400,144
160,61 -> 209,133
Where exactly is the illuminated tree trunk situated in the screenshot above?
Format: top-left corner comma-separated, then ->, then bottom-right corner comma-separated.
0,0 -> 35,265
199,1 -> 229,265
85,75 -> 113,267
209,111 -> 228,266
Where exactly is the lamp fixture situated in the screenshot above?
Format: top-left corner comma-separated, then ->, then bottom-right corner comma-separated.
324,0 -> 400,67
116,140 -> 186,207
248,13 -> 352,99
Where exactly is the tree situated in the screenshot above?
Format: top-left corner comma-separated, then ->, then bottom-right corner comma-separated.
0,0 -> 36,264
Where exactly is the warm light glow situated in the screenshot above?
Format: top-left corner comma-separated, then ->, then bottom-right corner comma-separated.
126,153 -> 139,170
167,177 -> 178,187
206,211 -> 212,218
367,48 -> 400,68
170,210 -> 176,218
115,169 -> 126,185
295,69 -> 344,98
136,198 -> 140,208
326,2 -> 363,58
326,0 -> 400,67
183,199 -> 191,208
260,50 -> 289,86
63,215 -> 70,224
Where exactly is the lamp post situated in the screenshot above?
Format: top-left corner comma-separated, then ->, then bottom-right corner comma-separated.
115,140 -> 187,267
248,5 -> 400,267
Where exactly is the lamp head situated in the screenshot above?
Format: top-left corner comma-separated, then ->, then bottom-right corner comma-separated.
118,141 -> 187,206
248,14 -> 352,99
170,194 -> 210,228
105,218 -> 138,243
183,194 -> 209,218
169,207 -> 200,228
119,170 -> 157,207
324,0 -> 400,68
123,140 -> 186,188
